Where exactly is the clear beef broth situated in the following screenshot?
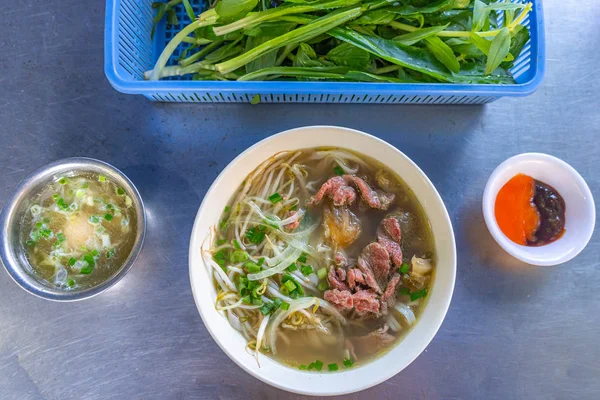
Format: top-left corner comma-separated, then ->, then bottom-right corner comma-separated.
211,147 -> 435,370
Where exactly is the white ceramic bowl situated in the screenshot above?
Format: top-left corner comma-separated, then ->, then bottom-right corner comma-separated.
188,126 -> 456,395
482,153 -> 595,266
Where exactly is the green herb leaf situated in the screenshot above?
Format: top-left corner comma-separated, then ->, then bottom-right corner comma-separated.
485,27 -> 511,75
216,0 -> 258,19
326,43 -> 371,70
424,36 -> 459,74
393,24 -> 449,46
104,214 -> 113,221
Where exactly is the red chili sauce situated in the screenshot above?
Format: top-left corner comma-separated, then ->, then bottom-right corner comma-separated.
494,173 -> 566,246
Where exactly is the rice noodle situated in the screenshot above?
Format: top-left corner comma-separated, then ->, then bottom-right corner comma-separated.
395,303 -> 416,326
255,314 -> 270,367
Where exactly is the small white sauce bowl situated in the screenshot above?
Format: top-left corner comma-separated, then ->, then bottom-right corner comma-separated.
189,126 -> 456,395
482,153 -> 595,266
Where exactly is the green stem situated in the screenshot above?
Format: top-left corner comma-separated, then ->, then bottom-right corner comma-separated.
238,67 -> 347,81
217,7 -> 362,74
213,0 -> 361,36
148,9 -> 218,81
275,44 -> 299,66
180,41 -> 222,67
375,65 -> 401,74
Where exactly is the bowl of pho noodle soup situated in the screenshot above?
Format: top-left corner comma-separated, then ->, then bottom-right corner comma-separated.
189,126 -> 456,395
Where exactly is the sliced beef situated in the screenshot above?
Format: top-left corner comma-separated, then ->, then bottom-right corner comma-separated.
323,288 -> 379,316
347,268 -> 365,290
348,325 -> 395,360
382,273 -> 401,303
284,210 -> 301,230
308,176 -> 356,207
347,176 -> 395,210
327,266 -> 349,291
324,289 -> 353,312
336,267 -> 347,282
334,252 -> 347,267
377,216 -> 403,268
308,175 -> 395,210
353,289 -> 380,316
357,242 -> 390,292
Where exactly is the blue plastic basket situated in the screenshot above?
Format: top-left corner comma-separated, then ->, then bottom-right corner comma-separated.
104,0 -> 545,104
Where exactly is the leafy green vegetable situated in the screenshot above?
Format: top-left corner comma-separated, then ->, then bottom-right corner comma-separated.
147,0 -> 532,84
216,0 -> 258,19
326,43 -> 370,69
486,27 -> 511,75
425,36 -> 459,73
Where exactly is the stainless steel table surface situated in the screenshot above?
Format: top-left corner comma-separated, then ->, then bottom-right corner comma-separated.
0,1 -> 598,399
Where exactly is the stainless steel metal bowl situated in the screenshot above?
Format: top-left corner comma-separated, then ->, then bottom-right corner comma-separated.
0,158 -> 146,301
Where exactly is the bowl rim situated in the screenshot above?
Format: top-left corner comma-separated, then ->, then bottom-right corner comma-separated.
0,157 -> 147,301
188,125 -> 457,395
482,152 -> 596,266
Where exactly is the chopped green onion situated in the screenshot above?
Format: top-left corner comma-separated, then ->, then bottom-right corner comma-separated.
245,226 -> 266,244
398,287 -> 410,295
219,219 -> 228,231
52,194 -> 60,201
257,257 -> 265,266
68,257 -> 77,266
82,182 -> 89,188
26,240 -> 35,246
279,301 -> 290,310
92,249 -> 99,256
410,288 -> 428,301
317,268 -> 327,280
56,198 -> 69,211
232,239 -> 241,250
313,360 -> 323,371
284,280 -> 296,292
116,187 -> 125,195
290,204 -> 298,211
300,265 -> 314,276
58,177 -> 67,185
343,358 -> 354,368
241,295 -> 251,304
98,175 -> 106,182
244,262 -> 261,273
399,263 -> 410,274
327,363 -> 339,371
287,263 -> 298,272
89,215 -> 100,224
297,253 -> 307,263
224,205 -> 231,213
268,192 -> 283,204
104,214 -> 113,221
299,364 -> 307,370
334,165 -> 344,176
106,248 -> 115,259
230,250 -> 249,263
251,297 -> 263,306
216,239 -> 227,246
279,285 -> 289,295
39,228 -> 52,238
80,265 -> 94,274
317,281 -> 329,291
260,304 -> 272,315
272,298 -> 282,308
66,278 -> 75,287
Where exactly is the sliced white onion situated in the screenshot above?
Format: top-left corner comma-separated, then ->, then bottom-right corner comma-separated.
411,256 -> 433,276
395,303 -> 416,326
255,314 -> 270,367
